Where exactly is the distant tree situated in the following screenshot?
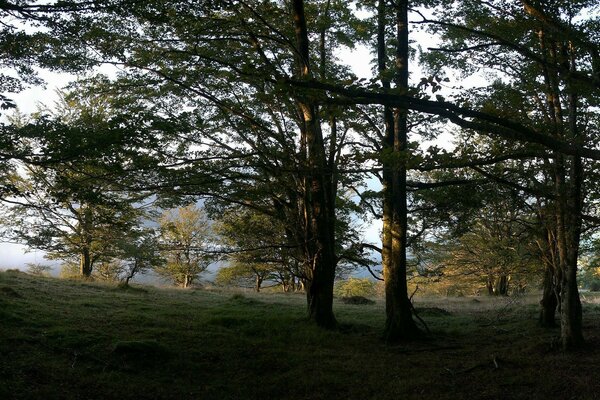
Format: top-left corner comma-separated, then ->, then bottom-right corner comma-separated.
117,229 -> 164,287
1,160 -> 147,277
0,88 -> 156,278
215,263 -> 272,292
94,260 -> 125,282
156,205 -> 214,288
59,261 -> 80,279
215,207 -> 302,292
25,263 -> 52,277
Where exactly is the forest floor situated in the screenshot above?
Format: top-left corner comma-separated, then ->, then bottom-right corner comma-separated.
1,269 -> 600,400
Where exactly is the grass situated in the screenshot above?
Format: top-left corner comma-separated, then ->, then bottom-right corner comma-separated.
1,270 -> 600,399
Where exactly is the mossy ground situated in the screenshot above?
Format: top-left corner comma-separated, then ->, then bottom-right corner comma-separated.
1,270 -> 599,399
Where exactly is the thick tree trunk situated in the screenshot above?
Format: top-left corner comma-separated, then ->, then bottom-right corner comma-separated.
494,275 -> 510,296
79,247 -> 92,277
79,204 -> 93,278
380,0 -> 420,342
538,27 -> 584,348
292,0 -> 337,329
554,151 -> 584,348
539,260 -> 558,327
538,223 -> 560,327
183,274 -> 191,288
559,84 -> 584,348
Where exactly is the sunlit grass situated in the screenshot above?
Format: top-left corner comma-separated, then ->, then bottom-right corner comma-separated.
1,270 -> 599,399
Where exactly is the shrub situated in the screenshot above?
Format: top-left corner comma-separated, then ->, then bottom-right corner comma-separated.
26,263 -> 53,276
334,278 -> 376,298
340,295 -> 375,305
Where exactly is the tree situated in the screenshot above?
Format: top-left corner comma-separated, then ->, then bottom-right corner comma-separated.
415,0 -> 600,348
25,263 -> 52,276
117,229 -> 164,287
58,0 -> 373,328
156,205 -> 214,288
0,88 -> 156,277
215,207 -> 299,292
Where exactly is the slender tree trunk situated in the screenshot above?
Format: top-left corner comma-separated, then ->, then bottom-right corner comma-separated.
255,275 -> 262,292
539,224 -> 559,327
292,0 -> 337,329
560,54 -> 584,348
486,275 -> 494,296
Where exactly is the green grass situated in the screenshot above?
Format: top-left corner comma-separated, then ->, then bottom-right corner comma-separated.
1,270 -> 600,399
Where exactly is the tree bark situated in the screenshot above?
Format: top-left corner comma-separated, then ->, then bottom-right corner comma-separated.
540,260 -> 558,327
538,26 -> 584,348
494,275 -> 509,296
79,247 -> 92,277
539,224 -> 559,327
255,275 -> 262,292
560,55 -> 584,348
292,0 -> 337,329
380,0 -> 420,342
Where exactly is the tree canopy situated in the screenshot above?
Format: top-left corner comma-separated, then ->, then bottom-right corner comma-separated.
1,0 -> 599,350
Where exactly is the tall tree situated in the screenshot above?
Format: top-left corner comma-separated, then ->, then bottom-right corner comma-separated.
377,0 -> 421,341
416,0 -> 600,348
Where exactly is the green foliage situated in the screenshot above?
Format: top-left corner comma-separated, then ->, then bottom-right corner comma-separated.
94,261 -> 125,283
215,264 -> 257,287
25,263 -> 52,276
334,278 -> 377,298
155,204 -> 214,288
578,260 -> 600,291
0,89 -> 154,278
59,261 -> 80,279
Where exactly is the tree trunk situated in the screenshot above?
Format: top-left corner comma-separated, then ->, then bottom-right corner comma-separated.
380,0 -> 420,342
292,0 -> 337,329
79,204 -> 93,278
559,77 -> 584,348
494,275 -> 509,296
255,275 -> 262,292
540,260 -> 558,327
79,247 -> 92,277
486,275 -> 494,295
538,27 -> 584,349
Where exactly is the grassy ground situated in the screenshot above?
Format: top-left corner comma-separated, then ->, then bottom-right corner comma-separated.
1,270 -> 600,400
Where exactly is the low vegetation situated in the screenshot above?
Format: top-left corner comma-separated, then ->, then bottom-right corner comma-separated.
2,270 -> 600,400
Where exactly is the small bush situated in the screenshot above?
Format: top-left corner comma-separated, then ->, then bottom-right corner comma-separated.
59,262 -> 81,279
340,296 -> 375,305
26,263 -> 53,276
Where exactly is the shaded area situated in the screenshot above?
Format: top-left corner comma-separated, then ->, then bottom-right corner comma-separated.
1,270 -> 599,400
